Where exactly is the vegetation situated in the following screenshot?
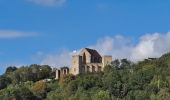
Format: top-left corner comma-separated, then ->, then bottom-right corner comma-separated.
0,53 -> 170,100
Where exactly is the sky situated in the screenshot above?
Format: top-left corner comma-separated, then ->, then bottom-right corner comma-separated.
0,0 -> 170,74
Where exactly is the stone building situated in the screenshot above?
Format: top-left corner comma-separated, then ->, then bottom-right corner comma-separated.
55,48 -> 112,79
55,67 -> 69,79
70,48 -> 112,75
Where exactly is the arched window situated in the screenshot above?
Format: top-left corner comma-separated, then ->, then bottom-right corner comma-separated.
64,69 -> 66,74
87,66 -> 90,72
83,53 -> 86,64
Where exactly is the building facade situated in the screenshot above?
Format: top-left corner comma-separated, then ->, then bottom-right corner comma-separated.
70,48 -> 112,75
55,48 -> 112,79
55,67 -> 69,80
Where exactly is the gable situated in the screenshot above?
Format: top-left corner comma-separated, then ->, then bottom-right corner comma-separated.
85,48 -> 101,58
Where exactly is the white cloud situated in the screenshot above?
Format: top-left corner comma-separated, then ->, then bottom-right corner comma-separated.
40,32 -> 170,67
40,50 -> 73,67
0,30 -> 37,39
90,32 -> 170,62
131,32 -> 170,61
27,0 -> 66,7
89,36 -> 133,59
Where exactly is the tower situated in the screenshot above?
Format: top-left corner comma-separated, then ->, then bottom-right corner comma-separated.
70,55 -> 82,75
102,56 -> 112,70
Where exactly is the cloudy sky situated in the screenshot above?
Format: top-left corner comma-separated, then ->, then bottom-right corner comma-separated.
0,0 -> 170,74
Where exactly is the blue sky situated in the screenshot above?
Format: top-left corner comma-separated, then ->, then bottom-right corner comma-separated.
0,0 -> 170,74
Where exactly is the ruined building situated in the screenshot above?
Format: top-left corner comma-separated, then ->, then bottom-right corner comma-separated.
55,67 -> 69,80
55,48 -> 112,79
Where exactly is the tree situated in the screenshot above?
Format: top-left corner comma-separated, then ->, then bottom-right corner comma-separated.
129,67 -> 154,91
32,81 -> 48,99
103,70 -> 123,98
5,66 -> 17,74
103,64 -> 114,74
92,90 -> 111,100
150,88 -> 170,100
126,90 -> 149,100
65,80 -> 78,96
120,59 -> 132,69
59,74 -> 75,88
74,87 -> 91,100
30,64 -> 52,81
4,86 -> 36,100
111,59 -> 120,68
46,90 -> 64,100
0,76 -> 11,90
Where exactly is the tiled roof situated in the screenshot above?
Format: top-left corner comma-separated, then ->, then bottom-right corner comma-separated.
85,48 -> 101,58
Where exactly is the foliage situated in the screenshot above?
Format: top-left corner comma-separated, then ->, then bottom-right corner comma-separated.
0,76 -> 11,90
92,90 -> 111,100
5,66 -> 17,74
3,85 -> 37,100
0,53 -> 170,99
32,81 -> 49,99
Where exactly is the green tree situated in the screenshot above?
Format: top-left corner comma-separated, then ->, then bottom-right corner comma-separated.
5,66 -> 17,74
32,81 -> 48,99
103,68 -> 122,98
4,86 -> 36,100
0,76 -> 11,90
59,74 -> 75,88
150,88 -> 170,100
92,90 -> 111,100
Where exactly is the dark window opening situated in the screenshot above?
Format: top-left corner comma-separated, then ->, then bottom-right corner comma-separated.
92,66 -> 95,72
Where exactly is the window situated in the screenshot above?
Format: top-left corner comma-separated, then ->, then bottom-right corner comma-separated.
92,66 -> 95,72
83,53 -> 86,64
80,56 -> 83,64
64,69 -> 66,74
87,66 -> 90,72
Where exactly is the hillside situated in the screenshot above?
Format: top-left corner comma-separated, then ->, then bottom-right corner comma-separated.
0,53 -> 170,100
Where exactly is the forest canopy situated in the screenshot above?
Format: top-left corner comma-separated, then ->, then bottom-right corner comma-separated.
0,53 -> 170,100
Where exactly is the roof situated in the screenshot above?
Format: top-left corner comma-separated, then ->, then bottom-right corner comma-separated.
85,48 -> 101,58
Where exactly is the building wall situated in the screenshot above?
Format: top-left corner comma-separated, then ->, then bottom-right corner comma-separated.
55,69 -> 60,80
56,48 -> 113,79
61,68 -> 69,77
70,55 -> 82,75
79,49 -> 91,64
70,50 -> 112,75
84,63 -> 103,72
55,68 -> 69,80
102,56 -> 112,69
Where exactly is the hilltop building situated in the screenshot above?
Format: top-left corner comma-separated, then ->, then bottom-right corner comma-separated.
55,48 -> 112,79
55,67 -> 69,80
